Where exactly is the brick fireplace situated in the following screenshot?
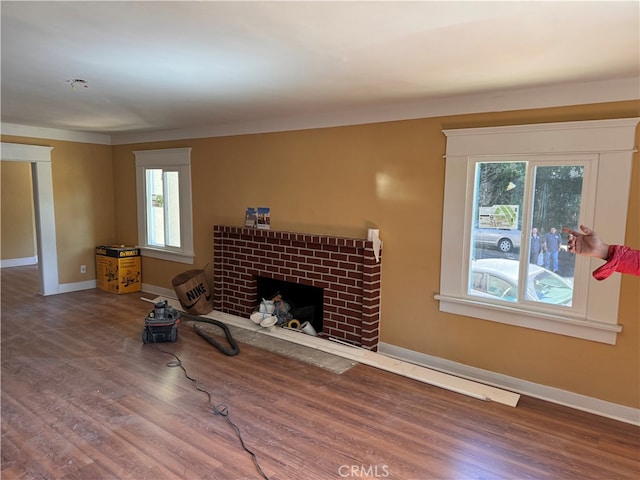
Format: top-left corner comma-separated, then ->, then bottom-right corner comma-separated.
213,225 -> 382,350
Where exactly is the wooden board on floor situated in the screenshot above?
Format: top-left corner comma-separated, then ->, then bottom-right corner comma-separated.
148,296 -> 520,407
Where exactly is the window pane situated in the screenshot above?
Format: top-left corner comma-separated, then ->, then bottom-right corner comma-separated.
164,171 -> 181,248
527,268 -> 573,306
527,165 -> 583,307
469,162 -> 525,302
469,162 -> 583,307
146,169 -> 164,246
487,274 -> 516,301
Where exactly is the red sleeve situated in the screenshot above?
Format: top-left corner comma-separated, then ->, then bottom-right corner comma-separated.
592,245 -> 640,280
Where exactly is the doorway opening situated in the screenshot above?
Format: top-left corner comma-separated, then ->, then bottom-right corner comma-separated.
0,142 -> 58,295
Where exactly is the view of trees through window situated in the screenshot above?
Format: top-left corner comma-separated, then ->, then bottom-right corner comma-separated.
145,169 -> 181,249
470,161 -> 583,307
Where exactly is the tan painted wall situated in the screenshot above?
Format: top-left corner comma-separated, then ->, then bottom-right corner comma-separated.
112,101 -> 640,409
3,100 -> 638,409
0,137 -> 115,284
1,161 -> 36,260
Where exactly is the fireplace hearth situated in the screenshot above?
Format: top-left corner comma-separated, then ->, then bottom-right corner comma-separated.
213,225 -> 382,350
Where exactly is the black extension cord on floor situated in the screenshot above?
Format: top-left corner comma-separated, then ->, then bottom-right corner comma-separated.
148,330 -> 269,479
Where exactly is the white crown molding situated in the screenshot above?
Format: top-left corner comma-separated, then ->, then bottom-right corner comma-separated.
110,76 -> 640,145
0,123 -> 111,145
2,76 -> 638,146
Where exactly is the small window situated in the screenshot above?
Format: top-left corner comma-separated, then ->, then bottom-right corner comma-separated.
437,118 -> 639,344
134,148 -> 194,264
145,169 -> 180,248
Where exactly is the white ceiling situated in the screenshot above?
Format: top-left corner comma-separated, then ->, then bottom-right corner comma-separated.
1,1 -> 639,143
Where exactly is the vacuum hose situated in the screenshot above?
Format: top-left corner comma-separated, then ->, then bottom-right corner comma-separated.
181,313 -> 240,356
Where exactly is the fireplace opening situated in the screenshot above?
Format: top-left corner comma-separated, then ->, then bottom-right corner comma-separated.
256,277 -> 324,334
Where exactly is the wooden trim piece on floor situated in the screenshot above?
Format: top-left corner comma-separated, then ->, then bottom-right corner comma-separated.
145,296 -> 520,407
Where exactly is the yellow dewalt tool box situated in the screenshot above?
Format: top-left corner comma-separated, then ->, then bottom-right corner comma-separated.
96,245 -> 141,294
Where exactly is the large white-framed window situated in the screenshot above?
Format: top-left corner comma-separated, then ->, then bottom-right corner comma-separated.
134,148 -> 194,264
436,118 -> 639,344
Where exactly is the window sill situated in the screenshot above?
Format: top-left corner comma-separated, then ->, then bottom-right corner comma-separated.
434,294 -> 622,345
138,246 -> 195,265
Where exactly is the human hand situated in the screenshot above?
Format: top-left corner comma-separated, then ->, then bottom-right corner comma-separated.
562,225 -> 610,260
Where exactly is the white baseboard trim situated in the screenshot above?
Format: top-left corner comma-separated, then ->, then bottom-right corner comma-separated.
141,283 -> 176,299
378,342 -> 639,426
1,256 -> 38,268
58,279 -> 97,293
54,281 -> 171,296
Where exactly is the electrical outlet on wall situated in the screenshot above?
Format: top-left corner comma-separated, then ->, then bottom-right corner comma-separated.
80,265 -> 87,274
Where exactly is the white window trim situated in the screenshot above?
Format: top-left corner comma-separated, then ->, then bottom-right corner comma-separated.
134,147 -> 194,264
437,118 -> 639,344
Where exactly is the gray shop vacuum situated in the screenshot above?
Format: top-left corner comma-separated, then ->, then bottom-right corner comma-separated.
142,300 -> 180,343
141,299 -> 239,356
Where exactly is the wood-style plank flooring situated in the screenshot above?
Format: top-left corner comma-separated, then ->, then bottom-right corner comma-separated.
2,265 -> 639,479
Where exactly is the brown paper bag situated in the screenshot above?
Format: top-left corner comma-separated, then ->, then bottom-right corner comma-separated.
172,269 -> 213,315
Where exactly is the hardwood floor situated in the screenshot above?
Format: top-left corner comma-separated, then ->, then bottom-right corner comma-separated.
2,265 -> 638,480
